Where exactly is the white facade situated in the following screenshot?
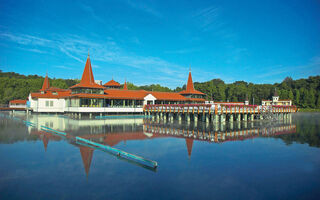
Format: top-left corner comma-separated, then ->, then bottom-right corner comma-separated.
29,94 -> 148,113
9,104 -> 26,108
29,94 -> 66,113
262,95 -> 292,106
66,107 -> 143,113
144,94 -> 156,105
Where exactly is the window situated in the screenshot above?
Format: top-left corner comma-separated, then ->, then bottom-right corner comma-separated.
46,101 -> 49,107
50,101 -> 53,107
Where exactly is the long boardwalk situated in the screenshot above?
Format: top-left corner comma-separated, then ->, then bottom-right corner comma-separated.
144,104 -> 297,123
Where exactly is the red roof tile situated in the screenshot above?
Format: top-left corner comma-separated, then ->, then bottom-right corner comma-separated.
104,89 -> 148,100
9,99 -> 27,104
68,89 -> 204,101
40,74 -> 50,91
179,71 -> 205,95
31,90 -> 71,99
123,80 -> 128,90
104,79 -> 121,87
185,98 -> 206,102
68,93 -> 109,99
70,56 -> 105,89
149,91 -> 187,101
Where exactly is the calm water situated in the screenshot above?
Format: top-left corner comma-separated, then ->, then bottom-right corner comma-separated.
0,112 -> 320,200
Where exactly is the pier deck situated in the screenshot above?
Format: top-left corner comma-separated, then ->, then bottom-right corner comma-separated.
144,104 -> 297,122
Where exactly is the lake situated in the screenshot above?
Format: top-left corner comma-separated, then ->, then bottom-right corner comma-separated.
0,112 -> 320,200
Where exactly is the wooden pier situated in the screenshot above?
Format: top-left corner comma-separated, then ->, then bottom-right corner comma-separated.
143,104 -> 297,123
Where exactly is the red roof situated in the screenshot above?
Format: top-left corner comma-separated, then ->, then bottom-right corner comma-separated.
68,89 -> 205,101
187,71 -> 194,91
9,99 -> 27,104
104,79 -> 121,87
46,87 -> 68,92
40,74 -> 50,91
68,93 -> 110,99
185,98 -> 206,102
31,90 -> 71,99
150,91 -> 187,101
123,81 -> 128,90
104,89 -> 148,100
179,71 -> 205,95
70,56 -> 105,89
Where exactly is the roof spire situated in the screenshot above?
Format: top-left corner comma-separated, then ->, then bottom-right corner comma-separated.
88,48 -> 90,57
69,55 -> 105,89
80,55 -> 94,85
41,73 -> 50,91
123,79 -> 128,90
186,69 -> 194,92
189,65 -> 191,72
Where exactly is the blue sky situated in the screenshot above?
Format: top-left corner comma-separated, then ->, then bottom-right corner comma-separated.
0,0 -> 319,88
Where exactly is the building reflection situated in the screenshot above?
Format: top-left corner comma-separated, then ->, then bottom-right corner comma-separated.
26,114 -> 296,177
79,146 -> 94,178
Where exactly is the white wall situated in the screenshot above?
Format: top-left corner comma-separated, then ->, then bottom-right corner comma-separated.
144,94 -> 156,105
9,104 -> 26,108
29,96 -> 66,113
66,107 -> 143,113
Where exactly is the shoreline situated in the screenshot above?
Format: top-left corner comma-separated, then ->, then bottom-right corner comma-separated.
298,108 -> 320,112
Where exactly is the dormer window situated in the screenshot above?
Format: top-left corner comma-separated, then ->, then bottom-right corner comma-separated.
52,92 -> 58,95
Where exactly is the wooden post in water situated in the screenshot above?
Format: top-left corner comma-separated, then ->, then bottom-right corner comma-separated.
251,114 -> 254,121
205,114 -> 209,124
243,114 -> 247,121
229,114 -> 234,122
237,114 -> 241,121
194,114 -> 198,123
215,114 -> 219,123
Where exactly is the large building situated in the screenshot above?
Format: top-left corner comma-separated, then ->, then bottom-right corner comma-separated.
28,54 -> 206,113
262,89 -> 292,106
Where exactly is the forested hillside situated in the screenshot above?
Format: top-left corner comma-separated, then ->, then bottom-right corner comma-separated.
193,76 -> 320,108
1,70 -> 319,108
0,70 -> 79,104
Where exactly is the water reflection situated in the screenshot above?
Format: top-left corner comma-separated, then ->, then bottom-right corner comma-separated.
0,112 -> 302,177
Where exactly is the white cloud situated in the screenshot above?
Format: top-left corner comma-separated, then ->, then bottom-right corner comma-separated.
164,48 -> 201,54
192,6 -> 222,32
125,0 -> 162,18
0,31 -> 228,88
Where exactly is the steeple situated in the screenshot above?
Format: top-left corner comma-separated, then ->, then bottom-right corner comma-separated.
123,79 -> 128,90
186,70 -> 194,92
80,55 -> 95,85
179,67 -> 205,96
41,73 -> 50,91
70,54 -> 105,89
